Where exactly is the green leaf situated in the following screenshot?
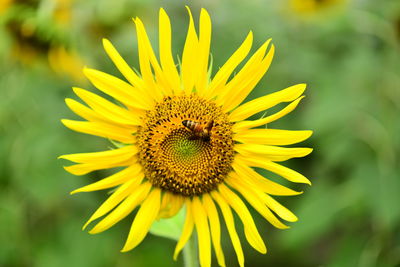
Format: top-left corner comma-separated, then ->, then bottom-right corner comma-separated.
149,207 -> 186,241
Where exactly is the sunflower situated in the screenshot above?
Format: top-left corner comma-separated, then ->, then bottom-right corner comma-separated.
61,7 -> 312,267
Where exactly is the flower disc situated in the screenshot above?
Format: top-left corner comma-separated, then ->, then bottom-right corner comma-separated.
137,95 -> 234,196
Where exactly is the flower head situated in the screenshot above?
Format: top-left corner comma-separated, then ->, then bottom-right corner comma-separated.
61,7 -> 312,267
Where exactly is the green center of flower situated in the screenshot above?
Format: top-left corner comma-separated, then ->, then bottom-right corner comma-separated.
174,138 -> 202,160
136,95 -> 234,196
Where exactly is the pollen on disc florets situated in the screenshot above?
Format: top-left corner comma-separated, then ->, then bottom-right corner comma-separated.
136,95 -> 234,196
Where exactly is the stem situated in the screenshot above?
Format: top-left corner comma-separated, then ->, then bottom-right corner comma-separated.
183,233 -> 198,267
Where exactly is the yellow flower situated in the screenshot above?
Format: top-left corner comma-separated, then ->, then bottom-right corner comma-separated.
289,0 -> 347,17
48,46 -> 85,83
52,0 -> 73,26
61,7 -> 312,267
0,0 -> 12,14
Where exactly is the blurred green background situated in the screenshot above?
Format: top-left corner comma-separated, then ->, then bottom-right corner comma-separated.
1,0 -> 399,266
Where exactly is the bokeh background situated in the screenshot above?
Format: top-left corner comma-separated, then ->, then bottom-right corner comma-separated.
1,0 -> 399,266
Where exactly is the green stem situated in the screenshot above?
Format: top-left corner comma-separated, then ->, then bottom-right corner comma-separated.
183,233 -> 199,267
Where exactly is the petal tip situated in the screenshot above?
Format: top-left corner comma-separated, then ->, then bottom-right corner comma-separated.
102,38 -> 110,45
70,189 -> 80,195
185,5 -> 193,17
60,119 -> 69,126
72,87 -> 83,95
82,220 -> 91,231
200,7 -> 210,17
64,98 -> 74,106
159,7 -> 166,16
120,244 -> 132,253
82,67 -> 92,76
88,229 -> 97,235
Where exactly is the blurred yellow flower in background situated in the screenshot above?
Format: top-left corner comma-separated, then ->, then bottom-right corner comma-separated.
289,0 -> 347,18
60,7 -> 312,267
0,0 -> 13,14
2,0 -> 83,82
52,0 -> 73,26
48,46 -> 85,83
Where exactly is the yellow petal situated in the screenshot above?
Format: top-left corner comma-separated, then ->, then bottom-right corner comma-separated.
195,8 -> 212,94
59,145 -> 137,164
102,38 -> 155,107
158,192 -> 171,219
102,38 -> 144,88
65,98 -> 106,124
70,164 -> 143,194
211,191 -> 244,267
230,83 -> 307,122
232,96 -> 305,132
218,184 -> 266,254
232,159 -> 302,196
215,39 -> 271,108
236,154 -> 311,184
83,68 -> 150,110
229,172 -> 298,222
134,17 -> 168,99
259,193 -> 298,222
174,199 -> 194,260
226,173 -> 289,229
66,97 -> 139,129
157,192 -> 184,219
235,143 -> 313,162
63,160 -> 133,176
203,32 -> 253,100
90,182 -> 152,234
61,146 -> 138,176
192,197 -> 211,267
181,6 -> 199,94
134,17 -> 155,83
61,119 -> 136,144
73,87 -> 142,126
121,188 -> 162,252
202,194 -> 226,267
234,129 -> 313,146
221,43 -> 275,112
82,179 -> 141,230
159,8 -> 181,94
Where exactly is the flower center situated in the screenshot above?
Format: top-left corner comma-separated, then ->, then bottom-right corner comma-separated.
137,95 -> 234,196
